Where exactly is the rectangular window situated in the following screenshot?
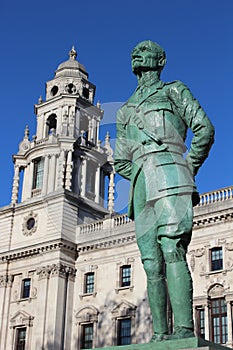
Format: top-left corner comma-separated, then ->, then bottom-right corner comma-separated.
15,327 -> 26,350
117,318 -> 131,345
211,248 -> 223,271
21,279 -> 31,299
33,158 -> 44,189
84,272 -> 95,294
211,298 -> 228,344
81,323 -> 93,349
120,265 -> 131,287
196,308 -> 205,339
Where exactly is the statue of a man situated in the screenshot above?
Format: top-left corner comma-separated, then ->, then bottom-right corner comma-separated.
114,40 -> 214,342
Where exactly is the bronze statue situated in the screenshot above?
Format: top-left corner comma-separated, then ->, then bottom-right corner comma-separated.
114,40 -> 214,342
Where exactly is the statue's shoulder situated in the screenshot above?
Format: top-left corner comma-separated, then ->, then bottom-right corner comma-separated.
164,80 -> 190,97
164,80 -> 188,92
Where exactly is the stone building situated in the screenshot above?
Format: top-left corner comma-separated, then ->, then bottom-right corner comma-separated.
0,48 -> 233,350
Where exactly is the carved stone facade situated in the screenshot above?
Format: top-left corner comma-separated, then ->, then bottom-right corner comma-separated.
0,49 -> 233,349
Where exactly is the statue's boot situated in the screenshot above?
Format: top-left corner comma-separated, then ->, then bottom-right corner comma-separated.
166,261 -> 195,340
148,276 -> 168,342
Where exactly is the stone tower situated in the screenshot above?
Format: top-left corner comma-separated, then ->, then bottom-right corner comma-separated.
0,47 -> 114,349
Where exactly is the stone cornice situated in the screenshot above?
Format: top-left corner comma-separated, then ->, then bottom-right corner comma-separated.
193,210 -> 233,229
0,239 -> 77,263
77,234 -> 136,253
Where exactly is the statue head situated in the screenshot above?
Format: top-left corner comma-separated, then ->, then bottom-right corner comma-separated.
131,40 -> 166,76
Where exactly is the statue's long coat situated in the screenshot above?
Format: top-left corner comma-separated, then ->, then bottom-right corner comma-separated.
114,80 -> 214,220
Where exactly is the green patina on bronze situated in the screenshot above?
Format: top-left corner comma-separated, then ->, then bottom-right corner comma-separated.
114,40 -> 214,342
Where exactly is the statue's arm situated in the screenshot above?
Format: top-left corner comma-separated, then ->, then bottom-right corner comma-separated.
114,109 -> 132,181
169,81 -> 215,176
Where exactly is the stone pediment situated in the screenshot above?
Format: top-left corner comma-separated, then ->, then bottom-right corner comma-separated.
111,300 -> 137,318
75,305 -> 99,323
10,310 -> 34,328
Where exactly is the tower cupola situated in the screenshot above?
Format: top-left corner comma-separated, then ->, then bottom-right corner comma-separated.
11,47 -> 115,221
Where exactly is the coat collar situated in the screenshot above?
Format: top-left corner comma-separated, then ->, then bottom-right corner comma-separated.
126,80 -> 165,108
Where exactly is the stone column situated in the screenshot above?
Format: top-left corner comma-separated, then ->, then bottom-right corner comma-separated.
95,165 -> 100,204
28,161 -> 34,198
11,165 -> 20,204
65,150 -> 73,190
87,117 -> 92,143
57,150 -> 66,190
63,268 -> 76,349
226,300 -> 233,345
47,154 -> 56,193
35,267 -> 51,349
45,264 -> 68,349
43,118 -> 48,138
80,157 -> 87,197
108,170 -> 115,214
0,275 -> 13,350
21,165 -> 29,201
204,304 -> 210,340
42,155 -> 49,195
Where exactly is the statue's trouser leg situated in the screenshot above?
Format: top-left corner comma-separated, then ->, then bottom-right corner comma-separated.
135,198 -> 169,338
157,195 -> 194,337
166,260 -> 194,331
137,230 -> 168,336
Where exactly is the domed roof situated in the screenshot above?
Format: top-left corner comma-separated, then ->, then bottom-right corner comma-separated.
55,46 -> 88,78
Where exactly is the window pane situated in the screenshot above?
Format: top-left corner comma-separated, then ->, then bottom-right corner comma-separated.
22,279 -> 31,299
120,265 -> 131,287
117,319 -> 131,345
211,298 -> 228,344
33,158 -> 44,189
211,248 -> 223,271
197,308 -> 205,339
16,327 -> 26,350
81,324 -> 93,349
85,272 -> 94,294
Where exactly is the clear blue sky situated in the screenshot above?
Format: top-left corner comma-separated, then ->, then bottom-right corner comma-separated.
0,0 -> 233,208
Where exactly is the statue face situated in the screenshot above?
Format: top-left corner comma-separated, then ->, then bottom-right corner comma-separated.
131,40 -> 164,74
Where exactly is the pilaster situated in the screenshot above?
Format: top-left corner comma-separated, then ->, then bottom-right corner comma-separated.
0,274 -> 13,350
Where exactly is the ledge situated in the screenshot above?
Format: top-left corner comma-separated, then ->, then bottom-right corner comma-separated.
95,337 -> 231,350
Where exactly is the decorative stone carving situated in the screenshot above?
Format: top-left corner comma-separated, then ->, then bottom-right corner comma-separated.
22,211 -> 38,236
226,242 -> 233,251
75,305 -> 99,324
188,248 -> 205,272
36,266 -> 52,280
10,310 -> 34,328
208,284 -> 225,297
37,263 -> 76,280
111,300 -> 137,318
31,287 -> 37,298
189,254 -> 195,272
194,248 -> 205,257
0,274 -> 13,287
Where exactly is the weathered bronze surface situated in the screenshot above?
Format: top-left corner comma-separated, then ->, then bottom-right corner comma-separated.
114,40 -> 214,341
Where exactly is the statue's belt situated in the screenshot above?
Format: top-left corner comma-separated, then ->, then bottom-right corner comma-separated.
132,142 -> 185,163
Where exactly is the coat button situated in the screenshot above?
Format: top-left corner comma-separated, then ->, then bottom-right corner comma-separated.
143,156 -> 147,161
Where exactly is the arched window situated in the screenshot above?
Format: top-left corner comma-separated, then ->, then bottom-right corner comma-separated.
46,114 -> 57,135
208,284 -> 228,344
75,306 -> 99,350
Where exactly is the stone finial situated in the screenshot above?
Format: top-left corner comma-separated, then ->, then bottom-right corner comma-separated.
38,95 -> 43,104
24,125 -> 29,140
97,100 -> 101,109
105,131 -> 110,145
104,132 -> 114,162
69,46 -> 77,61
